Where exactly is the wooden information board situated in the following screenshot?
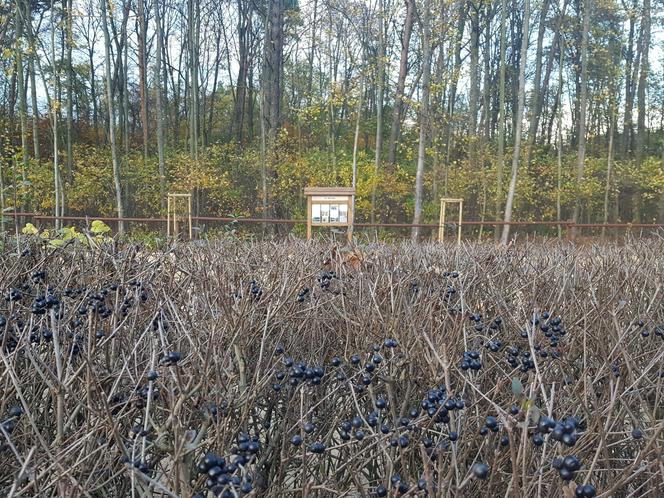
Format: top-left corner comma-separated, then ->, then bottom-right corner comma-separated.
304,187 -> 355,242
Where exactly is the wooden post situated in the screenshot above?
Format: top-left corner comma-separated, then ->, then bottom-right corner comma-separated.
188,195 -> 193,240
167,195 -> 171,237
440,202 -> 447,242
166,193 -> 192,240
438,198 -> 463,245
347,197 -> 354,243
458,199 -> 463,245
307,195 -> 312,240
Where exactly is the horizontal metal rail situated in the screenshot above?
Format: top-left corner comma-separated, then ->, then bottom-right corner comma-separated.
4,212 -> 664,229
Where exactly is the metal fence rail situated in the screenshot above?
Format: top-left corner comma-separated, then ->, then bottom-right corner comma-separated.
3,212 -> 664,239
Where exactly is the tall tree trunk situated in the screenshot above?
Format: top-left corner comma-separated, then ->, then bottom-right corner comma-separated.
501,0 -> 530,245
261,0 -> 285,228
622,0 -> 636,156
351,76 -> 364,235
443,4 -> 467,194
478,1 -> 491,240
162,18 -> 171,143
14,2 -> 29,190
534,3 -> 568,146
634,0 -> 650,224
494,0 -> 507,241
482,1 -> 491,142
412,0 -> 432,241
467,1 -> 480,171
523,0 -> 550,166
571,0 -> 590,237
122,23 -> 130,154
431,0 -> 448,202
602,105 -> 615,239
188,0 -> 200,160
28,56 -> 40,162
556,35 -> 564,238
371,0 -> 385,224
207,32 -> 221,145
101,0 -> 125,234
0,159 -> 5,233
234,0 -> 251,144
137,0 -> 149,161
326,10 -> 337,177
154,0 -> 166,210
306,0 -> 318,100
263,0 -> 284,139
248,58 -> 255,142
88,46 -> 99,144
50,0 -> 61,228
25,4 -> 41,163
386,0 -> 415,165
65,0 -> 73,216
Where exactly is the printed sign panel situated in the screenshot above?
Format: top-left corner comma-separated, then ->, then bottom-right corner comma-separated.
339,204 -> 348,223
330,205 -> 339,223
312,204 -> 321,223
321,204 -> 330,223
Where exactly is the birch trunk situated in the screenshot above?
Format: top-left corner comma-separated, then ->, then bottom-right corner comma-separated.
411,0 -> 432,241
500,0 -> 530,245
101,0 -> 125,234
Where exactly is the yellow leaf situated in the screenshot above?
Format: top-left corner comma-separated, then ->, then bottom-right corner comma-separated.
22,223 -> 39,235
91,220 -> 111,234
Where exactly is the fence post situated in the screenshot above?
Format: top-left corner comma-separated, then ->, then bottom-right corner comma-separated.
565,219 -> 575,242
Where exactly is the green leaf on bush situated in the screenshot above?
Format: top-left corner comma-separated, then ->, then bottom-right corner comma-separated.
530,404 -> 541,424
91,220 -> 111,234
22,223 -> 39,235
511,377 -> 523,398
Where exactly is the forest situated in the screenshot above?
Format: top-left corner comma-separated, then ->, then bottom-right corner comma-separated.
1,0 -> 663,240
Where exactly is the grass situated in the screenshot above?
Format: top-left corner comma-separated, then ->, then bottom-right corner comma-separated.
1,237 -> 663,497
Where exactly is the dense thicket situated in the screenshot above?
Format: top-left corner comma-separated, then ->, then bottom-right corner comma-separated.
1,239 -> 663,496
0,0 -> 663,237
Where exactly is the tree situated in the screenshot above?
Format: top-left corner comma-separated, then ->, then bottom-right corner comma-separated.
622,0 -> 637,155
501,0 -> 530,245
634,0 -> 650,222
372,0 -> 386,224
412,0 -> 432,241
386,0 -> 415,166
187,0 -> 200,160
233,0 -> 253,144
261,0 -> 285,226
101,0 -> 125,234
65,0 -> 74,215
571,0 -> 590,234
136,0 -> 149,161
154,0 -> 166,208
14,0 -> 29,190
24,0 -> 41,162
494,0 -> 507,241
523,0 -> 550,166
50,0 -> 62,228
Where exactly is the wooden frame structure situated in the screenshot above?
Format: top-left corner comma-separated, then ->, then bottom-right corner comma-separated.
304,187 -> 355,242
438,197 -> 463,244
167,193 -> 192,240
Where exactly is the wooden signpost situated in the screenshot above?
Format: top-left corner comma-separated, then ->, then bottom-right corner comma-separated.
167,193 -> 193,240
304,187 -> 355,242
438,197 -> 463,244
